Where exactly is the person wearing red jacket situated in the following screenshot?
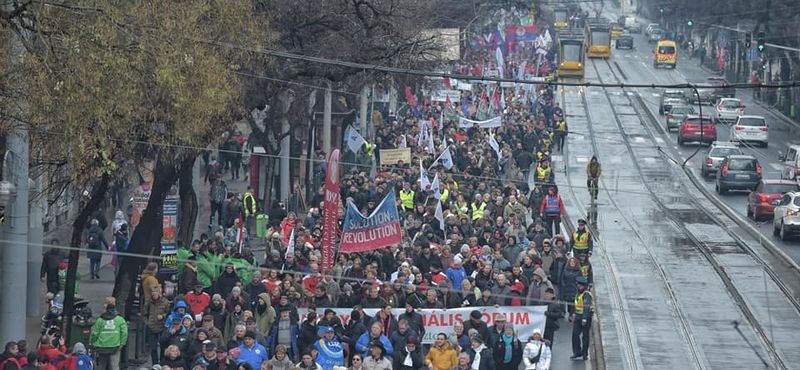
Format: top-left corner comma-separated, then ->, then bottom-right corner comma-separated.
185,284 -> 211,323
34,337 -> 64,365
539,186 -> 564,235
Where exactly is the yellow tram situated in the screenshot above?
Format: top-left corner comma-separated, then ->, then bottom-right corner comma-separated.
586,19 -> 612,58
554,8 -> 570,30
556,29 -> 586,78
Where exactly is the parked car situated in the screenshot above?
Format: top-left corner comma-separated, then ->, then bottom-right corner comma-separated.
779,145 -> 800,180
772,191 -> 800,240
747,180 -> 800,221
616,35 -> 634,49
707,76 -> 735,98
730,115 -> 769,147
666,105 -> 695,131
702,141 -> 742,177
714,98 -> 745,124
678,114 -> 716,146
645,23 -> 660,36
716,154 -> 761,194
690,83 -> 718,105
648,29 -> 664,43
628,22 -> 642,34
659,89 -> 686,114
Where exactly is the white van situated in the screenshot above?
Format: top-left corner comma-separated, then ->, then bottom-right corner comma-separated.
779,145 -> 800,180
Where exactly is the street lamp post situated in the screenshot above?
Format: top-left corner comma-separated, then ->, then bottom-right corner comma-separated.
0,179 -> 24,343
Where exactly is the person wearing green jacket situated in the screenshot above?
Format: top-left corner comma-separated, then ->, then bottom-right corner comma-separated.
57,262 -> 81,294
91,300 -> 128,370
175,242 -> 196,280
196,247 -> 217,291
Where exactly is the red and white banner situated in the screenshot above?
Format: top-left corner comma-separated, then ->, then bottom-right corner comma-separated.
320,148 -> 340,274
298,306 -> 546,344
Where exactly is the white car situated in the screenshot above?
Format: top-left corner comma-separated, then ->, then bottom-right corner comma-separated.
714,98 -> 745,124
730,115 -> 768,147
773,191 -> 800,240
645,23 -> 660,36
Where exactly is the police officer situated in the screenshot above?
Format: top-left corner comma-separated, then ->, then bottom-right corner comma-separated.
570,277 -> 593,361
571,219 -> 593,256
243,186 -> 257,234
400,182 -> 415,212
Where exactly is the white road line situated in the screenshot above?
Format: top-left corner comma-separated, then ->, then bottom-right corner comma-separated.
770,163 -> 784,171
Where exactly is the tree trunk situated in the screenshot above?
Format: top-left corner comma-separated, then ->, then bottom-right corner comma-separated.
177,162 -> 198,249
112,154 -> 195,318
62,175 -> 109,345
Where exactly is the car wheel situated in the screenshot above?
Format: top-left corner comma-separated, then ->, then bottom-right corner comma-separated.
701,167 -> 707,177
762,141 -> 768,148
747,205 -> 753,218
774,220 -> 781,235
659,107 -> 663,115
780,223 -> 790,241
719,184 -> 727,194
678,137 -> 685,146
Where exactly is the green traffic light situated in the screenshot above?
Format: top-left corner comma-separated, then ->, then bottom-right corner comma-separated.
758,44 -> 765,52
762,64 -> 767,70
660,8 -> 664,13
687,20 -> 693,27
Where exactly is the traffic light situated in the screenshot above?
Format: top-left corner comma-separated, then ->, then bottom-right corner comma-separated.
687,20 -> 693,27
757,32 -> 766,52
745,33 -> 752,49
659,7 -> 664,13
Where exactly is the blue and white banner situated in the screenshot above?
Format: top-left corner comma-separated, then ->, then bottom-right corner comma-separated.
339,189 -> 402,253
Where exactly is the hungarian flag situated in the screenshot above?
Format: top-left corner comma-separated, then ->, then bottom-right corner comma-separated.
443,78 -> 452,89
405,87 -> 418,106
236,214 -> 245,253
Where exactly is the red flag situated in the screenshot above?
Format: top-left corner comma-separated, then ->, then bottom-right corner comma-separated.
481,89 -> 488,104
492,88 -> 501,109
320,149 -> 341,274
237,214 -> 244,253
423,95 -> 428,108
404,87 -> 418,106
443,78 -> 452,89
444,96 -> 452,109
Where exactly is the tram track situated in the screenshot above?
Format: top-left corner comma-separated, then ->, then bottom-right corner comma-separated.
587,56 -> 800,370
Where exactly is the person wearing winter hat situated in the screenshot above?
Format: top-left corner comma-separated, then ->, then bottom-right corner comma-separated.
393,336 -> 423,370
466,335 -> 494,370
523,329 -> 551,370
314,327 -> 344,370
492,324 -> 522,370
296,350 -> 321,370
53,343 -> 92,370
91,301 -> 128,370
263,345 -> 292,370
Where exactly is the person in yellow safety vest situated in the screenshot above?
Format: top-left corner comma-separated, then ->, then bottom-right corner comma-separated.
536,163 -> 552,182
571,219 -> 593,256
470,195 -> 487,221
537,149 -> 550,162
243,186 -> 257,234
554,119 -> 568,152
400,182 -> 415,211
365,141 -> 375,157
440,187 -> 449,203
571,276 -> 594,361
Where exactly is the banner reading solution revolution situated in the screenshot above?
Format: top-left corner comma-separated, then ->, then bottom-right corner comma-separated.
298,306 -> 546,344
339,189 -> 402,253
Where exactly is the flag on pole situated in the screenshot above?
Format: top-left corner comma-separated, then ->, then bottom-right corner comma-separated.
433,146 -> 454,170
434,200 -> 444,232
420,161 -> 431,189
427,126 -> 435,154
489,131 -> 502,158
405,87 -> 418,106
443,78 -> 452,89
495,46 -> 505,77
237,214 -> 245,253
286,228 -> 296,254
398,134 -> 407,148
346,125 -> 366,153
431,173 -> 441,200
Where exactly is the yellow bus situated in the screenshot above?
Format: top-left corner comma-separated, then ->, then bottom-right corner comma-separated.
586,19 -> 611,58
557,29 -> 586,78
554,8 -> 569,30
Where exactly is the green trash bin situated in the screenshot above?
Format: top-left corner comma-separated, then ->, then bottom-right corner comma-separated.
68,320 -> 95,349
256,214 -> 268,238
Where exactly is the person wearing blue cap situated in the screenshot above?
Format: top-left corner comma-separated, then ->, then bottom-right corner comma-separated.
570,277 -> 593,361
314,327 -> 344,370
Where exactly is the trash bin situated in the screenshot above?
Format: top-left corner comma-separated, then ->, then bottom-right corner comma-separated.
68,320 -> 94,348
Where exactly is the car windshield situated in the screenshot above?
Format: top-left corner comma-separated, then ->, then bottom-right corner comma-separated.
562,43 -> 583,62
728,158 -> 757,171
722,101 -> 740,108
764,184 -> 799,194
794,197 -> 800,207
738,117 -> 766,127
555,12 -> 568,22
665,91 -> 683,98
671,107 -> 694,115
658,46 -> 675,54
710,147 -> 741,157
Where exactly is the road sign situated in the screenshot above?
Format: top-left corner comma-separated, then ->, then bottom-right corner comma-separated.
746,48 -> 758,62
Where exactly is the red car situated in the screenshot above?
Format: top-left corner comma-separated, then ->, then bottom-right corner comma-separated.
678,114 -> 716,146
747,179 -> 800,220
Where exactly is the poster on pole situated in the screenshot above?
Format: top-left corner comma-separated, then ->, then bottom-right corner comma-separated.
297,306 -> 546,344
160,194 -> 179,273
130,183 -> 151,229
339,190 -> 402,253
320,148 -> 341,273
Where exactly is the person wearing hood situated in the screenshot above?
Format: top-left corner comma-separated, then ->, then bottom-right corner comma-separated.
85,219 -> 109,280
263,345 -> 292,370
466,336 -> 494,370
425,333 -> 456,370
252,292 -> 276,335
393,336 -> 422,370
165,301 -> 191,328
41,238 -> 66,294
159,317 -> 191,356
244,272 -> 267,307
1,342 -> 21,370
54,343 -> 92,370
314,327 -> 345,370
523,329 -> 551,370
216,264 -> 241,300
91,301 -> 128,370
526,268 -> 554,306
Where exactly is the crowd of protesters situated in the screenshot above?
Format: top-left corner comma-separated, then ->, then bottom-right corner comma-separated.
14,6 -> 603,370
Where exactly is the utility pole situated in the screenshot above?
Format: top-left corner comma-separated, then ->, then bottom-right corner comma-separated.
323,86 -> 332,156
359,85 -> 369,135
0,1 -> 31,343
27,180 -> 43,318
279,91 -> 293,203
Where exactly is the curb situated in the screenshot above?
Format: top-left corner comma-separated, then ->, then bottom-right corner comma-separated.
751,99 -> 800,131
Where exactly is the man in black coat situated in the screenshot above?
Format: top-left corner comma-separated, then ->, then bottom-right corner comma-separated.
543,288 -> 564,344
397,302 -> 425,340
393,336 -> 424,370
41,238 -> 66,294
466,336 -> 494,370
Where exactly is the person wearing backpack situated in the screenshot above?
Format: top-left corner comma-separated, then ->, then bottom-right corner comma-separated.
90,300 -> 127,370
86,219 -> 109,280
112,224 -> 129,276
55,343 -> 92,370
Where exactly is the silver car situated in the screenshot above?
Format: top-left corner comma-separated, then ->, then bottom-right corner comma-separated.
773,192 -> 800,240
714,98 -> 745,124
691,83 -> 718,105
659,89 -> 686,115
666,105 -> 695,131
702,142 -> 742,177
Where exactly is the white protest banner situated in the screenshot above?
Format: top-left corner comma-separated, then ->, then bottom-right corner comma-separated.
458,116 -> 502,128
432,90 -> 462,102
457,81 -> 473,91
297,306 -> 546,344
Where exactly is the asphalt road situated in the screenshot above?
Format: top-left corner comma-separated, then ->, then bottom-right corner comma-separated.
607,26 -> 800,264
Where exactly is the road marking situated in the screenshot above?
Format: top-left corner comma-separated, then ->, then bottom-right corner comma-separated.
576,155 -> 589,163
652,93 -> 660,97
655,137 -> 665,144
770,163 -> 784,171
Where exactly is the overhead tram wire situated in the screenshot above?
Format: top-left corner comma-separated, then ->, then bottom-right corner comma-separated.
190,38 -> 800,90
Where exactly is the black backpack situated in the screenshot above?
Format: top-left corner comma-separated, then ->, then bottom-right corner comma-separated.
87,230 -> 101,248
